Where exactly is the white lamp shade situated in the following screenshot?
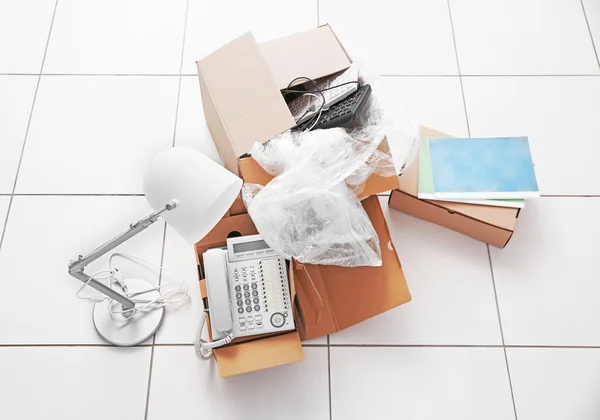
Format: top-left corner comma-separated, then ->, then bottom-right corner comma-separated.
144,147 -> 243,244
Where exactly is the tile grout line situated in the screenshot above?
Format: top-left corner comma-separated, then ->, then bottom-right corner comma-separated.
0,0 -> 59,255
327,334 -> 332,420
487,245 -> 519,420
445,0 -> 471,137
4,342 -> 600,348
144,3 -> 189,415
171,0 -> 190,148
580,0 -> 600,70
4,73 -> 600,77
3,193 -> 598,198
143,345 -> 156,420
317,0 -> 320,26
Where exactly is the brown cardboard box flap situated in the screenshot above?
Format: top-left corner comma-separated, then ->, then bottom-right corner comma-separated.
259,25 -> 352,90
213,332 -> 304,377
296,196 -> 412,340
398,126 -> 519,231
197,26 -> 353,174
197,32 -> 296,171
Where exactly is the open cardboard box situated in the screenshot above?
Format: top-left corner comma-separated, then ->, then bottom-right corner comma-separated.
195,193 -> 411,377
197,24 -> 353,175
389,127 -> 521,248
194,25 -> 411,376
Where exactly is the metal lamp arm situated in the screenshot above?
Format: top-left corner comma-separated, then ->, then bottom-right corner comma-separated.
68,201 -> 177,310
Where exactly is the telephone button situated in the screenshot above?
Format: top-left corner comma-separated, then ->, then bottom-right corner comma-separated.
244,291 -> 250,298
253,297 -> 259,304
236,300 -> 243,307
255,315 -> 262,321
270,313 -> 285,328
254,305 -> 260,311
235,285 -> 241,292
252,290 -> 259,296
236,293 -> 242,299
246,306 -> 252,313
248,323 -> 255,330
247,316 -> 254,322
238,317 -> 246,324
243,284 -> 249,291
237,307 -> 244,314
239,325 -> 247,331
251,283 -> 257,290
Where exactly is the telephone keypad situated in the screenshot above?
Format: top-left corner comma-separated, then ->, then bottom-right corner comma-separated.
227,255 -> 294,338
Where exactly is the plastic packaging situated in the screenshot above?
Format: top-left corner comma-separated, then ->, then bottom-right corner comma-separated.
243,69 -> 418,267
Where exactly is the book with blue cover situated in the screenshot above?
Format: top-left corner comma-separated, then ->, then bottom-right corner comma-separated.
418,138 -> 525,208
425,136 -> 539,200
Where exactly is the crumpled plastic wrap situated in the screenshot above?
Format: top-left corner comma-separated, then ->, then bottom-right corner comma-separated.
242,70 -> 418,267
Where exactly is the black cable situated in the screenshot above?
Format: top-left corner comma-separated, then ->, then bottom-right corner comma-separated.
283,77 -> 362,131
283,76 -> 326,131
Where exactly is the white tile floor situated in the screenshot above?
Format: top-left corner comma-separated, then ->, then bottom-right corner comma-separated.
0,0 -> 599,419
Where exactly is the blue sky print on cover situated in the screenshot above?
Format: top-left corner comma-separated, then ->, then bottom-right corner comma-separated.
428,136 -> 539,198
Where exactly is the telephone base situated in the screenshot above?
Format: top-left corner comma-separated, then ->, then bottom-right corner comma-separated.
92,278 -> 165,346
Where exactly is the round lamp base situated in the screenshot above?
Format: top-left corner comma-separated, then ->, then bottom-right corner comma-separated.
92,279 -> 165,346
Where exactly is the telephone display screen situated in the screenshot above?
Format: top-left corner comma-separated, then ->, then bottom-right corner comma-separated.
232,240 -> 270,253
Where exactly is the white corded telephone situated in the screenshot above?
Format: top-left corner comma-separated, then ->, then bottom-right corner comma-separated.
194,234 -> 295,359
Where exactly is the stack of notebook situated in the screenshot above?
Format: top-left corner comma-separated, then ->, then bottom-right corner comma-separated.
418,136 -> 539,209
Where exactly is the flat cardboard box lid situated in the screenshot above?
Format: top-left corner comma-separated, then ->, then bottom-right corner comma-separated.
197,25 -> 352,172
397,127 -> 519,231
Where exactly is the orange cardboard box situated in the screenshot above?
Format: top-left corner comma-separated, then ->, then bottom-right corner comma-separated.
194,26 -> 411,377
195,193 -> 410,377
389,127 -> 520,248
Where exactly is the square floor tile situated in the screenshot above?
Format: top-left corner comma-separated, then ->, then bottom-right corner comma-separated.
462,76 -> 600,195
329,197 -> 502,345
490,198 -> 600,346
507,348 -> 600,420
44,0 -> 187,74
330,347 -> 514,420
0,76 -> 38,193
0,0 -> 55,73
147,346 -> 329,420
379,76 -> 469,138
0,196 -> 164,344
0,346 -> 150,420
16,76 -> 179,194
319,0 -> 458,75
451,0 -> 599,75
174,76 -> 224,164
584,0 -> 600,62
155,226 -> 204,344
181,0 -> 316,74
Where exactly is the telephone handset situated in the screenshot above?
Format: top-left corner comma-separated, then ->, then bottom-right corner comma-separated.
194,234 -> 295,359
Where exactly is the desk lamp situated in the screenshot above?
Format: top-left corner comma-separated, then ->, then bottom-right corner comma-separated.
68,148 -> 242,346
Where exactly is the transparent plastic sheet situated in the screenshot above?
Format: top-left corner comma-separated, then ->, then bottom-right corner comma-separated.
242,68 -> 419,267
